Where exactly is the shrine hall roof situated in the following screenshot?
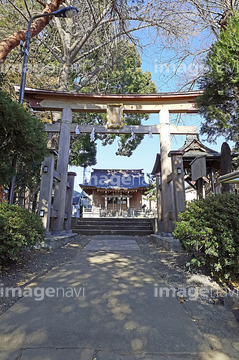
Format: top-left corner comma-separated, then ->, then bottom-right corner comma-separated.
80,169 -> 148,190
151,134 -> 221,175
178,134 -> 219,155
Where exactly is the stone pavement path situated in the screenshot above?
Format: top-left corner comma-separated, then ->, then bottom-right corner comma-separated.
0,236 -> 222,360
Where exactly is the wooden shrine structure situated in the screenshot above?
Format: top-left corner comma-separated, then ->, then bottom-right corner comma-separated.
16,86 -> 203,235
152,134 -> 221,202
81,168 -> 148,215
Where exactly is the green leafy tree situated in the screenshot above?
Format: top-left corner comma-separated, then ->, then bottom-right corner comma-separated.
70,115 -> 97,168
144,174 -> 157,202
0,90 -> 48,196
196,10 -> 239,146
70,43 -> 157,167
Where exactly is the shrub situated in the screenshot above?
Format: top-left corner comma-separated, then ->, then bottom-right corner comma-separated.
0,202 -> 45,263
173,192 -> 239,281
0,90 -> 47,187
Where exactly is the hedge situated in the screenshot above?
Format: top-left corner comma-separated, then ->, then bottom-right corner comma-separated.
0,202 -> 45,262
173,192 -> 239,281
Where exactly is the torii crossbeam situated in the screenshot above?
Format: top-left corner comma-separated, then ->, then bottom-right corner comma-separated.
15,86 -> 201,114
16,86 -> 202,235
45,123 -> 198,135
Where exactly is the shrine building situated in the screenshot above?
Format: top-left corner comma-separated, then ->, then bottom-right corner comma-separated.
80,169 -> 148,215
151,134 -> 221,200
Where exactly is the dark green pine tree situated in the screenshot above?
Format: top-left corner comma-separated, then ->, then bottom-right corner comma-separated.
196,10 -> 239,147
0,90 -> 48,191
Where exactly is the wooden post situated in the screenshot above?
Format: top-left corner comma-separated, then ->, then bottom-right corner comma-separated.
209,168 -> 215,193
51,108 -> 72,232
169,151 -> 185,222
159,109 -> 174,234
155,174 -> 162,225
38,150 -> 57,231
65,172 -> 76,231
197,178 -> 203,199
127,196 -> 130,209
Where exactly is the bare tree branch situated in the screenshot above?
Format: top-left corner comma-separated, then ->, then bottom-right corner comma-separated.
2,0 -> 238,94
85,0 -> 96,23
7,0 -> 29,23
72,23 -> 149,64
74,67 -> 103,90
37,36 -> 63,64
0,0 -> 65,65
36,0 -> 47,6
54,17 -> 66,52
23,0 -> 32,19
69,1 -> 113,59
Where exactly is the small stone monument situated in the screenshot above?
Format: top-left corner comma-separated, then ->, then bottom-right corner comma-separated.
221,142 -> 232,192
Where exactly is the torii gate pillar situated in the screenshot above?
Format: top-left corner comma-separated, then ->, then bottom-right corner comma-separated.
159,109 -> 174,234
38,149 -> 57,232
51,107 -> 72,232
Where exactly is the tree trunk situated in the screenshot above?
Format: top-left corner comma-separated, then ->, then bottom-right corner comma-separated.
58,61 -> 71,92
0,0 -> 65,66
51,62 -> 70,123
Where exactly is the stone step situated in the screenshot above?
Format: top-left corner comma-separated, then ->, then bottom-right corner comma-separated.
75,225 -> 152,234
77,219 -> 152,224
72,228 -> 153,236
73,218 -> 153,236
75,223 -> 152,228
76,223 -> 152,227
79,216 -> 151,221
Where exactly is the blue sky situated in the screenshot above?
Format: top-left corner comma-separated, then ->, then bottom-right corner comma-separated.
69,41 -> 232,192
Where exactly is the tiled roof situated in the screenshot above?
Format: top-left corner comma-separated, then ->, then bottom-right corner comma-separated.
179,134 -> 219,154
151,135 -> 221,175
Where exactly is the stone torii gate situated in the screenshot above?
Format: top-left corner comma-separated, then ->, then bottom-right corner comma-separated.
18,87 -> 202,235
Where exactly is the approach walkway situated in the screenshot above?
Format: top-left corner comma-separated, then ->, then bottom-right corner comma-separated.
0,236 -> 211,360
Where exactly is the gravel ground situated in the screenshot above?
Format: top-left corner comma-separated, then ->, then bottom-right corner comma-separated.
0,234 -> 239,359
0,235 -> 92,316
136,236 -> 239,360
135,236 -> 227,304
